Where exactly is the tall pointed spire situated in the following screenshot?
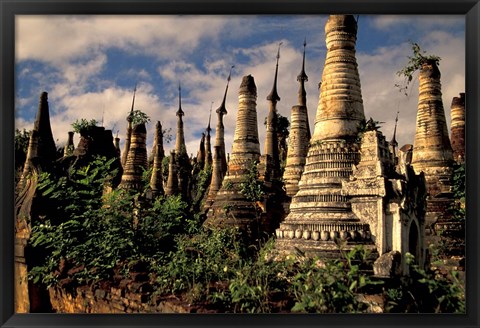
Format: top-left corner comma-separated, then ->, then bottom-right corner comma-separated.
204,103 -> 213,170
390,111 -> 399,163
297,38 -> 308,107
214,65 -> 234,178
165,150 -> 179,196
121,83 -> 137,167
18,91 -> 57,188
275,15 -> 374,258
196,132 -> 206,170
266,42 -> 282,103
175,83 -> 187,156
263,43 -> 282,181
283,41 -> 311,198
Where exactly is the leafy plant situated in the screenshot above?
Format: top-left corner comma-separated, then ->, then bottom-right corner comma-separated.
239,160 -> 265,203
128,110 -> 150,126
396,42 -> 441,96
72,119 -> 98,134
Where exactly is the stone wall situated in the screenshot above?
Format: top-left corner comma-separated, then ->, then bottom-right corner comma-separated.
48,280 -> 207,314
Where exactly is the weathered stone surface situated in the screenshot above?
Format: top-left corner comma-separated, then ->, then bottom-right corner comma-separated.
165,150 -> 179,196
150,121 -> 165,197
450,92 -> 465,163
411,60 -> 454,196
373,251 -> 402,278
119,123 -> 148,192
204,75 -> 262,236
283,41 -> 311,198
204,114 -> 213,171
275,15 -> 374,258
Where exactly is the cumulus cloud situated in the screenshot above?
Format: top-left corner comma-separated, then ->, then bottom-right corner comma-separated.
15,15 -> 464,162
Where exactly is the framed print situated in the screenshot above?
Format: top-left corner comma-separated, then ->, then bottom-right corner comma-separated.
1,0 -> 479,327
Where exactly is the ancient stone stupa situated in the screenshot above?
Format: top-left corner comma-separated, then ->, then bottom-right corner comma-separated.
450,92 -> 465,163
196,132 -> 206,170
165,150 -> 179,196
411,59 -> 454,222
204,110 -> 213,170
261,43 -> 282,182
275,15 -> 375,258
18,92 -> 57,188
150,121 -> 165,198
118,121 -> 148,192
174,84 -> 191,199
283,40 -> 311,198
204,75 -> 262,236
121,84 -> 137,167
204,68 -> 234,209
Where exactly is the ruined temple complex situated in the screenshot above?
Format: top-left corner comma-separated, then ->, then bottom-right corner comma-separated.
15,14 -> 465,313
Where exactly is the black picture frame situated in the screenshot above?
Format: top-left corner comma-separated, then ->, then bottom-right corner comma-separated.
1,1 -> 479,327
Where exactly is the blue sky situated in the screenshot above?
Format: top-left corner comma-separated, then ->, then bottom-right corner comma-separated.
15,15 -> 465,157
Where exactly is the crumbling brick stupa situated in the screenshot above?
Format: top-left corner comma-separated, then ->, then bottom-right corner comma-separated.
203,75 -> 263,237
450,92 -> 465,163
411,59 -> 455,230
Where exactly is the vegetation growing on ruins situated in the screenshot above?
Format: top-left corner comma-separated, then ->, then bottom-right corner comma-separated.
71,118 -> 98,134
25,152 -> 465,313
396,42 -> 441,96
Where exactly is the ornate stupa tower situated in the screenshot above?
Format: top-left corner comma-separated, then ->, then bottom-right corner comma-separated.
262,43 -> 282,182
118,120 -> 148,192
275,15 -> 375,258
150,121 -> 165,198
121,84 -> 136,167
283,40 -> 311,198
204,75 -> 262,236
204,107 -> 213,170
175,84 -> 187,157
450,92 -> 465,163
215,66 -> 234,178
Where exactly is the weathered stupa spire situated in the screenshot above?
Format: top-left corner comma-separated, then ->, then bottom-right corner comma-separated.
121,83 -> 136,167
119,120 -> 148,192
215,66 -> 234,178
150,121 -> 165,198
275,15 -> 374,258
196,132 -> 206,170
411,59 -> 454,192
165,150 -> 179,196
19,92 -> 57,187
204,75 -> 261,236
450,92 -> 465,163
263,43 -> 282,181
390,111 -> 399,162
175,83 -> 187,156
411,59 -> 454,222
204,104 -> 213,170
283,40 -> 311,198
